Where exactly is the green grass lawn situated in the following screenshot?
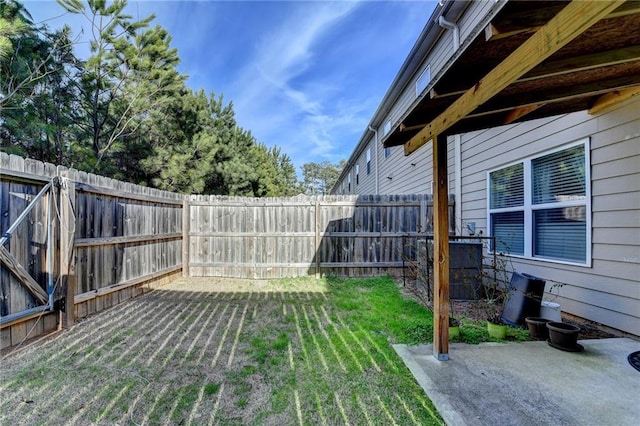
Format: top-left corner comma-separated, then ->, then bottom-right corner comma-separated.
0,276 -> 453,425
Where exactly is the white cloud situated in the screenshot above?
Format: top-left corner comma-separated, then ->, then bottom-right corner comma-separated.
228,2 -> 361,165
23,0 -> 435,172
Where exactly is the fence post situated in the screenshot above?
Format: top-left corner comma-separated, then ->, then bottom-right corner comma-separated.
315,198 -> 321,279
59,168 -> 77,329
182,198 -> 190,278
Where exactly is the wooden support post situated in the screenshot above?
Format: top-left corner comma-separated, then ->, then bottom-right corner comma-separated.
182,198 -> 190,278
59,168 -> 77,328
432,134 -> 450,360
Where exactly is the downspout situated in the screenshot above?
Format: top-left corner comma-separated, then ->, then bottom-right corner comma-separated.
368,126 -> 379,193
438,15 -> 459,51
439,15 -> 460,232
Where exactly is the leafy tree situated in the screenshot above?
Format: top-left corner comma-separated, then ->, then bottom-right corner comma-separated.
247,144 -> 302,197
268,146 -> 302,196
141,89 -> 217,193
2,0 -> 303,198
106,24 -> 185,181
57,0 -> 158,173
142,89 -> 302,196
1,2 -> 79,164
0,0 -> 29,64
302,160 -> 344,195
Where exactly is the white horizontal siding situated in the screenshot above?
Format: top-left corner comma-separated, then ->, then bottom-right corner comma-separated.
592,174 -> 637,196
593,227 -> 640,246
378,144 -> 432,194
459,96 -> 640,335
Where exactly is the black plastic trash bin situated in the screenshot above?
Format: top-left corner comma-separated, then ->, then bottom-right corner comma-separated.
501,272 -> 546,326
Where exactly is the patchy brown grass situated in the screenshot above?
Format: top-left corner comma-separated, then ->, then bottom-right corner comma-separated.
0,276 -> 443,425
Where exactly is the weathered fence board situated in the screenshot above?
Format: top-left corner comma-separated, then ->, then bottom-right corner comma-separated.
72,170 -> 184,303
1,153 -> 185,350
3,152 -> 456,350
187,194 -> 454,278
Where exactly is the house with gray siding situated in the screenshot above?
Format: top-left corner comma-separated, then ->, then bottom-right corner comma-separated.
333,0 -> 640,336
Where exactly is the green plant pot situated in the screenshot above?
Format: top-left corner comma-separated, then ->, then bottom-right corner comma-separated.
487,321 -> 507,339
449,325 -> 460,340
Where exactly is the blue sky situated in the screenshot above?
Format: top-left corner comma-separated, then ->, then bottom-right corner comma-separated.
24,0 -> 436,173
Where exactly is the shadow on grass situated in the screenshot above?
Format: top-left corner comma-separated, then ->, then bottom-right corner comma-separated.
0,276 -> 444,425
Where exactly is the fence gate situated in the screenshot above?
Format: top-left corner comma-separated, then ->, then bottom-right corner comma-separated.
1,168 -> 61,347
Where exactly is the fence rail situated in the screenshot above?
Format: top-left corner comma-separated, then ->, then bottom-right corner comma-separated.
1,153 -> 184,349
2,153 -> 455,349
186,194 -> 454,279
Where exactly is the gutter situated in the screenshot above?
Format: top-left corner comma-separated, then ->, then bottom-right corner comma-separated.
438,15 -> 460,51
332,1 -> 460,192
369,0 -> 465,129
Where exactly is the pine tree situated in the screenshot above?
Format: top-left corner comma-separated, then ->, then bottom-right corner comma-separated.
1,2 -> 79,164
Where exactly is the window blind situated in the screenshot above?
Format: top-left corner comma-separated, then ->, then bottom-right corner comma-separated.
534,208 -> 586,262
532,145 -> 585,204
491,211 -> 524,255
490,163 -> 524,209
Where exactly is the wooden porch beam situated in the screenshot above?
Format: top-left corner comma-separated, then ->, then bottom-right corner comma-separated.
404,0 -> 626,156
601,0 -> 640,20
484,23 -> 542,42
0,246 -> 49,305
430,47 -> 640,100
588,85 -> 640,114
484,1 -> 640,42
432,134 -> 450,361
522,46 -> 640,83
406,77 -> 638,132
467,75 -> 640,119
504,104 -> 544,125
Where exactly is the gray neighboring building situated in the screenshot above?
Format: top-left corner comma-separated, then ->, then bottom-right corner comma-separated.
333,1 -> 640,336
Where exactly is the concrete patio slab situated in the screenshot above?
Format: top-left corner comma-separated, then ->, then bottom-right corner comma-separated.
394,338 -> 640,426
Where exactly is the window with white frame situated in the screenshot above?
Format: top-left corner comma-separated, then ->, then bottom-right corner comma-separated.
366,149 -> 371,174
487,140 -> 590,264
355,164 -> 360,185
348,173 -> 351,192
384,147 -> 391,158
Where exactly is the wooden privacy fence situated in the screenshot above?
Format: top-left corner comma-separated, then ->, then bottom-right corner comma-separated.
1,153 -> 184,349
2,152 -> 455,349
185,194 -> 455,279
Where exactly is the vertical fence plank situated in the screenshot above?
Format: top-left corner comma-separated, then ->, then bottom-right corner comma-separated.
315,199 -> 321,278
182,199 -> 190,278
59,168 -> 77,329
7,156 -> 26,317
